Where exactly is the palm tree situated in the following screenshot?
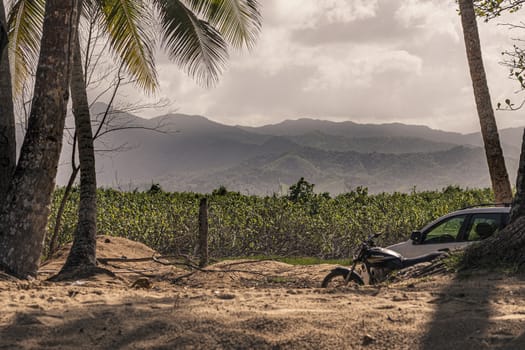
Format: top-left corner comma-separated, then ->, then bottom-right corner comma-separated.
0,0 -> 80,278
0,1 -> 16,209
61,0 -> 261,275
509,131 -> 525,222
459,0 -> 513,204
59,32 -> 99,272
0,21 -> 6,54
0,6 -> 8,55
66,0 -> 261,275
460,0 -> 525,267
57,0 -> 159,275
3,0 -> 261,277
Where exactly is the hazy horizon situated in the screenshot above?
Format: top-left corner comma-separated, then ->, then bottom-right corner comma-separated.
137,107 -> 524,136
50,105 -> 522,195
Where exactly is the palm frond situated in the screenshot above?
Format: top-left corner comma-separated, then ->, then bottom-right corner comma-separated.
154,0 -> 229,87
7,0 -> 45,96
82,0 -> 100,19
185,0 -> 261,50
98,0 -> 158,92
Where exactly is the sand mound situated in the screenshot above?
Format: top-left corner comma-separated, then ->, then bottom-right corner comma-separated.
40,235 -> 184,284
40,236 -> 336,288
44,235 -> 159,264
40,236 -> 338,289
172,259 -> 336,289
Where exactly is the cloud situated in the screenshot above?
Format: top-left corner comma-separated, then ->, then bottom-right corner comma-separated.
271,0 -> 379,30
303,48 -> 423,91
291,1 -> 410,46
93,0 -> 525,134
395,0 -> 459,42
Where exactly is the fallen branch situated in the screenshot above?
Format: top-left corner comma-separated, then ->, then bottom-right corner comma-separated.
217,259 -> 277,268
391,257 -> 450,282
169,265 -> 273,284
97,254 -> 194,264
96,255 -> 276,284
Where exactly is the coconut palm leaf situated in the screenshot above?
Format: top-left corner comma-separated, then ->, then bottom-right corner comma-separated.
8,0 -> 260,91
6,0 -> 45,95
97,0 -> 158,92
185,0 -> 261,49
154,0 -> 228,87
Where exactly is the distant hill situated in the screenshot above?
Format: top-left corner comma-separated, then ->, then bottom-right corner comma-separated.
241,118 -> 523,158
288,131 -> 461,154
239,119 -> 468,144
155,146 -> 518,195
47,105 -> 522,194
464,127 -> 523,159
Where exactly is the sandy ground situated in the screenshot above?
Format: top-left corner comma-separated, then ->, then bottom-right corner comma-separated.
1,236 -> 525,350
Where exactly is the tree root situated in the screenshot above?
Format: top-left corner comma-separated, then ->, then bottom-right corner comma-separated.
390,256 -> 450,282
96,255 -> 274,284
47,265 -> 121,282
0,270 -> 19,282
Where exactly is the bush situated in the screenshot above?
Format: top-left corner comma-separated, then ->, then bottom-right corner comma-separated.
45,186 -> 494,260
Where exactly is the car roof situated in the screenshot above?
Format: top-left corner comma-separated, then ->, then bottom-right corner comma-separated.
419,206 -> 510,232
452,206 -> 511,215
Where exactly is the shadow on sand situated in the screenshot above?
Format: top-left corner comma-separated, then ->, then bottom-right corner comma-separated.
420,270 -> 525,350
0,296 -> 280,350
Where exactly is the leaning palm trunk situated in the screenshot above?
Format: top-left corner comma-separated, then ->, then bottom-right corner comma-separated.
48,165 -> 79,255
0,2 -> 15,209
509,130 -> 525,223
0,0 -> 79,278
60,33 -> 97,272
459,0 -> 512,204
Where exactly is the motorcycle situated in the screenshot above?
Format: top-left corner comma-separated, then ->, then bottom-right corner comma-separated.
321,233 -> 445,287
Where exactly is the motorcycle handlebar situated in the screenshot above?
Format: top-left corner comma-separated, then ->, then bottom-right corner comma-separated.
354,233 -> 381,258
365,232 -> 381,241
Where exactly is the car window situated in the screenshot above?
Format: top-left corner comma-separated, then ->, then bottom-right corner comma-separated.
423,215 -> 466,244
467,213 -> 502,241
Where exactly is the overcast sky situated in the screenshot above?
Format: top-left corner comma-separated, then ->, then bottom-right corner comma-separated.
119,0 -> 525,134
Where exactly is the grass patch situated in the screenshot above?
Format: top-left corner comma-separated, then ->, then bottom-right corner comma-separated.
446,250 -> 520,278
443,251 -> 464,272
277,256 -> 349,266
224,256 -> 350,266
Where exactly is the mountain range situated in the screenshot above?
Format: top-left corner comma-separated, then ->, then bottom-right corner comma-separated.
47,103 -> 523,195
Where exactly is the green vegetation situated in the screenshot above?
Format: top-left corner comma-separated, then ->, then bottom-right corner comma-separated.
46,186 -> 494,261
225,256 -> 349,265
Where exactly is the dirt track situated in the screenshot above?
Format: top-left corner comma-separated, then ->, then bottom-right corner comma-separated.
1,236 -> 524,349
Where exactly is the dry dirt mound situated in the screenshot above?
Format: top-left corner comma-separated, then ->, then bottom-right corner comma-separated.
171,260 -> 337,289
39,235 -> 185,284
40,236 -> 343,289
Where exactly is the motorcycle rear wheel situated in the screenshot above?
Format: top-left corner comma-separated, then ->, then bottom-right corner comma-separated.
321,269 -> 364,288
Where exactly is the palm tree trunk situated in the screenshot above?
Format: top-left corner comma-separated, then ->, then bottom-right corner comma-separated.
459,0 -> 513,204
510,129 -> 525,223
48,165 -> 79,255
0,2 -> 16,209
60,33 -> 97,272
0,0 -> 79,278
0,8 -> 7,55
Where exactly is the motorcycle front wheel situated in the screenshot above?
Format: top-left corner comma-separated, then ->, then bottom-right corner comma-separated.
321,269 -> 364,288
